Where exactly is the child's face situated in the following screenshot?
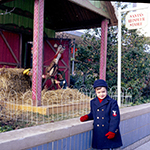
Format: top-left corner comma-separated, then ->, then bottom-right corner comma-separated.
95,87 -> 107,99
58,74 -> 63,80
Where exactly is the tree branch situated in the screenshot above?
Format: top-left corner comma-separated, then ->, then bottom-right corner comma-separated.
0,7 -> 15,15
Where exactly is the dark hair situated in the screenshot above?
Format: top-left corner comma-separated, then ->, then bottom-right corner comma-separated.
95,87 -> 107,91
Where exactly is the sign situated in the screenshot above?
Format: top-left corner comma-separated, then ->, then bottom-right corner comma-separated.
125,10 -> 148,30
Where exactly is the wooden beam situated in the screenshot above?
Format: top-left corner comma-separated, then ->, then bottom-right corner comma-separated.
0,62 -> 18,66
19,34 -> 22,68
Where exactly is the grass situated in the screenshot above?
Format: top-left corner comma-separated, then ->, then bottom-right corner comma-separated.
0,108 -> 90,133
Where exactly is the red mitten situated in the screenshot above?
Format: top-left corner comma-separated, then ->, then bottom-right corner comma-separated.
80,115 -> 89,122
105,131 -> 115,139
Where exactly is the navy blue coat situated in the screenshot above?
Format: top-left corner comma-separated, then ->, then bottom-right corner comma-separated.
88,95 -> 123,149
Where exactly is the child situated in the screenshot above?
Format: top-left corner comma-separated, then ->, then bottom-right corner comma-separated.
80,79 -> 122,150
55,72 -> 67,89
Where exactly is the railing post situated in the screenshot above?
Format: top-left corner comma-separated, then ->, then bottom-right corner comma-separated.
118,7 -> 121,107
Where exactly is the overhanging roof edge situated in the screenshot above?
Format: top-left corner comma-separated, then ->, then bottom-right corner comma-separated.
68,0 -> 117,26
105,1 -> 118,26
69,0 -> 110,18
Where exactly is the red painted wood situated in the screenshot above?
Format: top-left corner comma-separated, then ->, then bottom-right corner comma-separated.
43,39 -> 70,87
0,31 -> 20,68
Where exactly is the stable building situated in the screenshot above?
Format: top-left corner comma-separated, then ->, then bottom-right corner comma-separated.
0,0 -> 117,105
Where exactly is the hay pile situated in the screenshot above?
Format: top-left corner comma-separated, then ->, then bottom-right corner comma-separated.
0,68 -> 91,124
0,68 -> 31,105
20,88 -> 91,105
0,68 -> 31,93
42,88 -> 90,105
0,68 -> 91,106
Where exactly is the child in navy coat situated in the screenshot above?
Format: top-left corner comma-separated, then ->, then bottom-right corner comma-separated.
80,79 -> 122,150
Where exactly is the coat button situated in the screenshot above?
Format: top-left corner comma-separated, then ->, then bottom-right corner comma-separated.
97,124 -> 99,127
97,117 -> 99,119
97,109 -> 99,111
102,117 -> 104,119
102,124 -> 104,127
102,109 -> 104,111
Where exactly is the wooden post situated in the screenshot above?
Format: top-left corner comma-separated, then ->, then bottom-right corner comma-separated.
32,0 -> 44,106
32,0 -> 38,106
37,0 -> 44,106
72,39 -> 75,75
99,19 -> 109,80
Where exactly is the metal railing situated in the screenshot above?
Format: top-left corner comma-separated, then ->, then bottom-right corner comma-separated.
0,88 -> 92,126
0,86 -> 133,127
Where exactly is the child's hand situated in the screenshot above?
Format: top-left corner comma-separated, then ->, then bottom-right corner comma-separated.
105,131 -> 115,139
80,115 -> 88,122
55,80 -> 60,84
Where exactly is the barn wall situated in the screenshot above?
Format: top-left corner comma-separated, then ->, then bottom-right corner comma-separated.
0,0 -> 55,38
43,38 -> 71,86
0,29 -> 70,87
0,30 -> 20,68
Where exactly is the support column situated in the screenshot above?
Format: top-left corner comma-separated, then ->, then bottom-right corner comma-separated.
32,0 -> 39,106
99,19 -> 109,80
72,39 -> 75,75
37,0 -> 44,106
32,0 -> 44,106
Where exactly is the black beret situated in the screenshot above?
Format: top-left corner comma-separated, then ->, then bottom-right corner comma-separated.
93,79 -> 108,89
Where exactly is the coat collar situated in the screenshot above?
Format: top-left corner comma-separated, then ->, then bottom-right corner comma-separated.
93,95 -> 111,108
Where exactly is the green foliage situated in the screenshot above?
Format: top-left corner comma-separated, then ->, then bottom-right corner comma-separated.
0,125 -> 13,132
74,3 -> 150,104
107,24 -> 150,103
106,26 -> 118,87
0,120 -> 34,132
73,29 -> 101,88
